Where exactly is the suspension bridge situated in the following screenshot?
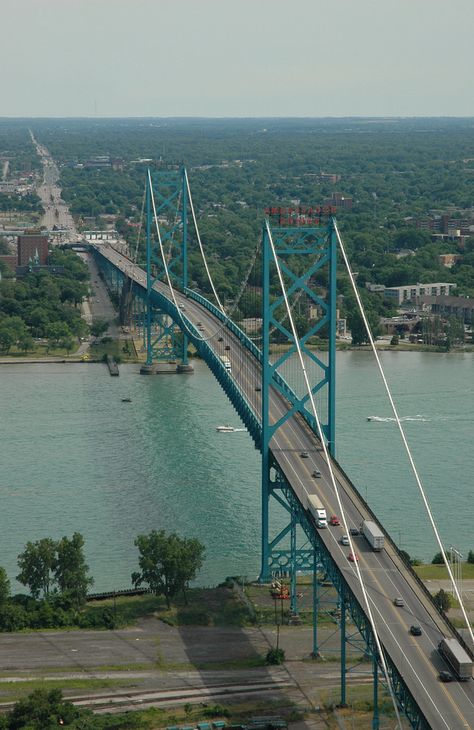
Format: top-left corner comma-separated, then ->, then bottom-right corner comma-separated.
88,167 -> 473,730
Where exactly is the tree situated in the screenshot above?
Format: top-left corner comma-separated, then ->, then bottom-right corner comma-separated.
54,532 -> 93,608
433,589 -> 451,613
467,550 -> 474,564
0,567 -> 10,606
16,539 -> 57,600
8,688 -> 80,729
132,530 -> 205,608
431,552 -> 444,564
90,319 -> 109,338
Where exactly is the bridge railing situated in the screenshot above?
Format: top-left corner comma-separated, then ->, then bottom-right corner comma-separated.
185,289 -> 313,427
330,449 -> 474,661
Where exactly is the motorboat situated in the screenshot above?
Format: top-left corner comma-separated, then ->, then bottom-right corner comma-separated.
216,425 -> 235,432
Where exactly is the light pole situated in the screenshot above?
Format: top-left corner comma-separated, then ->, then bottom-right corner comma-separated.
449,546 -> 463,600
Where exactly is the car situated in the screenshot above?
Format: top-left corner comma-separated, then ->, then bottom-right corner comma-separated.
394,597 -> 404,607
349,527 -> 359,536
341,535 -> 349,546
312,469 -> 321,478
196,321 -> 202,326
300,451 -> 309,458
330,515 -> 340,526
255,386 -> 261,392
179,304 -> 186,311
317,519 -> 328,529
439,670 -> 453,683
225,345 -> 230,350
218,337 -> 224,342
410,625 -> 422,636
348,552 -> 359,562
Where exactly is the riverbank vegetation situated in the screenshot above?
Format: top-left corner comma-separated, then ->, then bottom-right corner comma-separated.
0,249 -> 89,354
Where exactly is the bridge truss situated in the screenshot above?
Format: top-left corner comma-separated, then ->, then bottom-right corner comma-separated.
89,169 -> 474,730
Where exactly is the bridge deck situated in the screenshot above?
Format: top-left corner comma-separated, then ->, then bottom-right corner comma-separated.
94,243 -> 474,730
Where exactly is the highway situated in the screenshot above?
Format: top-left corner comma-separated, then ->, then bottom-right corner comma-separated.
29,131 -> 79,241
95,242 -> 474,730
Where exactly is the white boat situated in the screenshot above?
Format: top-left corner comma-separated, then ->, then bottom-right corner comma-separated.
216,425 -> 235,432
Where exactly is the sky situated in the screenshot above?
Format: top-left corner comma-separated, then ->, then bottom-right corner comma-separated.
2,0 -> 474,118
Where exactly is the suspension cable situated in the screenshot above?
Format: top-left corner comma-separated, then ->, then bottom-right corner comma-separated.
149,172 -> 237,344
184,168 -> 226,313
334,218 -> 474,647
265,219 -> 403,729
148,171 -> 263,346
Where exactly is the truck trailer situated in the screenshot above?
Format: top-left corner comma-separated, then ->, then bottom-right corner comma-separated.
438,638 -> 473,681
361,520 -> 385,551
307,494 -> 327,528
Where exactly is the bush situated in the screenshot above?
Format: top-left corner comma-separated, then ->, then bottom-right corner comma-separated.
0,603 -> 28,632
266,647 -> 285,665
431,552 -> 444,564
433,589 -> 451,613
390,334 -> 399,346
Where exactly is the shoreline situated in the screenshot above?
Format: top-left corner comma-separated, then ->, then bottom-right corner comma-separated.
0,341 -> 473,365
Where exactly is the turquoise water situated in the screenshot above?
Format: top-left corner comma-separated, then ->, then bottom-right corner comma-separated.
0,352 -> 472,591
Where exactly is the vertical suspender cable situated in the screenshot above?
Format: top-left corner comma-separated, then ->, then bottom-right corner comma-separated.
334,219 -> 474,647
265,220 -> 403,729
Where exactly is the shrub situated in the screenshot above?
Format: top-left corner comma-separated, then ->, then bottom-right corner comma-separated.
433,589 -> 451,613
266,647 -> 285,665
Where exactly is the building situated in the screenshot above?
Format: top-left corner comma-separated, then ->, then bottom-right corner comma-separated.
17,234 -> 49,266
439,253 -> 462,268
419,295 -> 474,323
384,282 -> 456,306
323,192 -> 353,210
0,254 -> 17,272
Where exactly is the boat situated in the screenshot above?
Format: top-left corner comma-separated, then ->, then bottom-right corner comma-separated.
122,398 -> 132,403
216,425 -> 235,432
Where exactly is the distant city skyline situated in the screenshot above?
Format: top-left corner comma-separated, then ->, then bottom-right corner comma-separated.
2,0 -> 474,118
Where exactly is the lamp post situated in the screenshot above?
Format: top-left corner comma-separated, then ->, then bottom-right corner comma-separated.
449,546 -> 463,600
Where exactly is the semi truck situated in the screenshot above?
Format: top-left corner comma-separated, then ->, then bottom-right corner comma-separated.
438,638 -> 473,681
361,520 -> 385,551
219,355 -> 231,372
307,494 -> 327,528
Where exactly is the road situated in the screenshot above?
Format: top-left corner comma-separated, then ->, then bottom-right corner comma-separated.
95,242 -> 474,730
29,131 -> 78,241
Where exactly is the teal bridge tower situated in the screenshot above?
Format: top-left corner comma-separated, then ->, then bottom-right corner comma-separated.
90,170 -> 471,730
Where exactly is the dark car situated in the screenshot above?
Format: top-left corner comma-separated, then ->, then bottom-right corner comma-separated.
255,386 -> 261,392
218,337 -> 224,342
410,625 -> 422,636
225,345 -> 230,351
349,527 -> 359,536
300,451 -> 309,458
439,670 -> 453,682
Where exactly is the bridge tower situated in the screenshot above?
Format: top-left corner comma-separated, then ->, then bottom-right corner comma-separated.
260,208 -> 338,587
141,165 -> 192,373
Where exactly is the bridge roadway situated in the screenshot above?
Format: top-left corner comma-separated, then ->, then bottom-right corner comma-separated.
95,244 -> 474,729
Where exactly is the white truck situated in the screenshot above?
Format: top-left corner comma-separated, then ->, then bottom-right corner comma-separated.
219,355 -> 231,372
307,494 -> 327,528
438,638 -> 473,681
362,520 -> 385,551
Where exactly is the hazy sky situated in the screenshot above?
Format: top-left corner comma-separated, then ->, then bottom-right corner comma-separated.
2,0 -> 473,118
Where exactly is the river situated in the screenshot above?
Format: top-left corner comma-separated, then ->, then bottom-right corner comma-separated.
0,351 -> 472,591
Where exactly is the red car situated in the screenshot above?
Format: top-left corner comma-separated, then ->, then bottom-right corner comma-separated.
348,552 -> 359,562
330,515 -> 340,526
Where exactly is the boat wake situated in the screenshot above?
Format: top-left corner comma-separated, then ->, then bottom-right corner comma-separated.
215,425 -> 248,433
367,415 -> 429,423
